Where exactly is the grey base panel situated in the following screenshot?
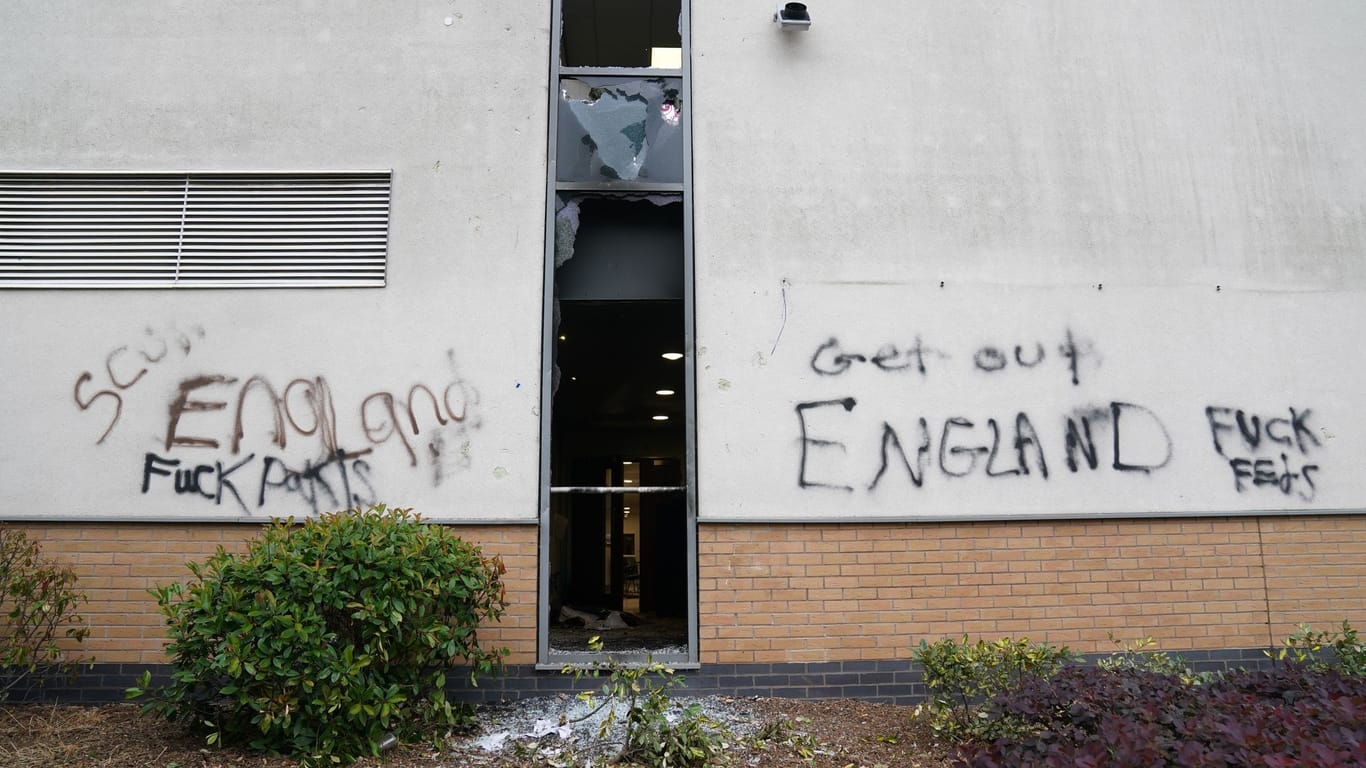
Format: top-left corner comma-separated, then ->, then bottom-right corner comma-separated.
13,648 -> 1277,706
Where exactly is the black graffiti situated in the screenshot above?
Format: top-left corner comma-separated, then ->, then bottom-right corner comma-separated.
1205,406 -> 1320,456
1228,455 -> 1318,500
936,414 -> 1050,478
141,451 -> 256,512
1058,329 -> 1086,387
796,398 -> 857,491
810,328 -> 1093,385
810,337 -> 943,377
1205,406 -> 1320,501
973,330 -> 1090,385
973,343 -> 1046,373
1109,402 -> 1173,473
796,399 -> 1168,492
868,419 -> 930,490
259,449 -> 378,514
140,448 -> 377,514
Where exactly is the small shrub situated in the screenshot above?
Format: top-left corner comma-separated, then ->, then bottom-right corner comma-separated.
0,525 -> 90,700
1098,634 -> 1219,685
1098,634 -> 1188,675
131,505 -> 508,766
957,664 -> 1366,767
1271,621 -> 1366,676
913,635 -> 1074,740
564,637 -> 728,767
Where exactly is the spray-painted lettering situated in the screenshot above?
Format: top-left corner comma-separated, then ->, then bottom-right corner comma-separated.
809,328 -> 1095,386
141,448 -> 378,515
1205,406 -> 1320,501
797,399 -> 1171,493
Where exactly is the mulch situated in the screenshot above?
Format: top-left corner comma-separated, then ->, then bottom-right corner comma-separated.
1,698 -> 957,768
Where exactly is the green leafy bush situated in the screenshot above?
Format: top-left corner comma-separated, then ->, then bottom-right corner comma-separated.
1097,634 -> 1219,684
0,525 -> 90,700
913,635 -> 1074,740
132,505 -> 508,766
1098,635 -> 1188,675
1270,620 -> 1366,676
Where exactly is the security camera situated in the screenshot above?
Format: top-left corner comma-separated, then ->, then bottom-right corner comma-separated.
775,2 -> 811,30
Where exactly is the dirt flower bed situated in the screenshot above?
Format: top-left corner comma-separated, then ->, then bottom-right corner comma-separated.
1,697 -> 955,768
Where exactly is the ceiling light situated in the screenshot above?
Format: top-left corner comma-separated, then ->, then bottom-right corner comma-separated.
558,334 -> 567,341
655,389 -> 675,396
661,352 -> 683,361
623,460 -> 634,465
650,47 -> 682,69
624,479 -> 634,483
652,415 -> 669,421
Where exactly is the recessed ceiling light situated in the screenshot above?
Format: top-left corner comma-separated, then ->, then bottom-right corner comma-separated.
655,389 -> 675,396
650,46 -> 682,69
661,352 -> 683,361
623,460 -> 634,465
623,479 -> 634,484
652,415 -> 669,421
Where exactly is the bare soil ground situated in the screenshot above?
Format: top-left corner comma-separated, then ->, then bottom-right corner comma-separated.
2,697 -> 956,768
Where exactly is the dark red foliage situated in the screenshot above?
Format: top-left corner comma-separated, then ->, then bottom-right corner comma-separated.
955,665 -> 1366,768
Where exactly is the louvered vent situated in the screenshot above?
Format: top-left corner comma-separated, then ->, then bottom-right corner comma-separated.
0,171 -> 390,288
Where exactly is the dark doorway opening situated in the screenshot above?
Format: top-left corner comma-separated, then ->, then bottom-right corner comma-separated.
546,200 -> 688,655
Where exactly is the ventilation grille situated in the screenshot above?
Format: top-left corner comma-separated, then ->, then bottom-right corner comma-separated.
0,171 -> 390,288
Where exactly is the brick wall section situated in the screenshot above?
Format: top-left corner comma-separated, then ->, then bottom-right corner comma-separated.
1262,516 -> 1366,636
698,516 -> 1366,664
12,515 -> 1366,674
7,522 -> 539,666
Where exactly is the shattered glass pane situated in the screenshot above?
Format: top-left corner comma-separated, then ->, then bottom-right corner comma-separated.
557,77 -> 683,184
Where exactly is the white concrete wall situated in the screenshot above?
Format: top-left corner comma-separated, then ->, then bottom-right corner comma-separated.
691,1 -> 1366,519
0,1 -> 550,521
4,1 -> 1364,524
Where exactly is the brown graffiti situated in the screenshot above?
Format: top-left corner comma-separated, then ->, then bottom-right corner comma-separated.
165,375 -> 237,450
361,382 -> 470,467
165,371 -> 478,474
285,377 -> 340,454
72,372 -> 121,445
73,324 -> 205,443
231,376 -> 286,454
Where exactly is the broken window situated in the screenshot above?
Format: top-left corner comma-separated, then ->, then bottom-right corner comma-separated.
557,78 -> 684,184
541,0 -> 692,668
545,199 -> 689,656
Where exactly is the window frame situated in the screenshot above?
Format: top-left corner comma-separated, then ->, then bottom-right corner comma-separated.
537,0 -> 698,669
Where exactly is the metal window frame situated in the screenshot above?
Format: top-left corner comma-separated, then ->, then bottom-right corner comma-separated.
0,170 -> 391,289
537,0 -> 698,669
